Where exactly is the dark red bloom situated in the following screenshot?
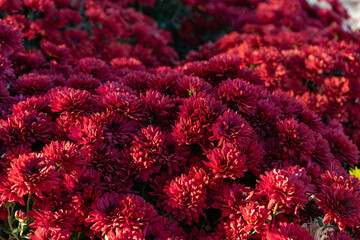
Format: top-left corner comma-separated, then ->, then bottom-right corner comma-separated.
101,110 -> 138,147
29,225 -> 71,240
205,55 -> 242,84
257,165 -> 315,214
276,118 -> 316,158
42,141 -> 83,173
77,57 -> 112,82
0,55 -> 15,81
49,87 -> 96,114
86,192 -> 160,237
162,167 -> 209,224
316,182 -> 360,231
7,153 -> 60,198
204,143 -> 247,180
12,73 -> 54,96
129,125 -> 163,181
0,19 -> 23,56
210,109 -> 253,148
240,201 -> 270,234
101,90 -> 145,121
212,182 -> 254,219
0,110 -> 53,147
265,222 -> 313,240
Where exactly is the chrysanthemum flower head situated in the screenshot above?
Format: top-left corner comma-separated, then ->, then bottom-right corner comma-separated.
257,165 -> 315,214
12,73 -> 54,96
265,222 -> 313,240
49,87 -> 97,114
210,109 -> 253,148
316,171 -> 360,231
129,125 -> 163,181
86,192 -> 160,237
204,143 -> 247,180
205,55 -> 242,84
212,182 -> 254,219
42,140 -> 83,173
78,57 -> 112,82
0,54 -> 15,82
162,167 -> 209,224
0,19 -> 23,56
7,152 -> 60,198
276,118 -> 316,159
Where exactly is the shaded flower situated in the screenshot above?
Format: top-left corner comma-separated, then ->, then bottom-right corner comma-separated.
0,19 -> 23,56
210,109 -> 253,148
316,182 -> 360,231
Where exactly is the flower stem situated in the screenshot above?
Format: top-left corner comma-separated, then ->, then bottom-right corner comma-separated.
6,205 -> 20,240
26,194 -> 32,215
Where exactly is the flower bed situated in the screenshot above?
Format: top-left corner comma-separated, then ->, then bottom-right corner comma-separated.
0,0 -> 359,239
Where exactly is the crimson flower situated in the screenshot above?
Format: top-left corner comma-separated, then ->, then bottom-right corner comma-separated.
257,165 -> 315,214
7,153 -> 60,198
162,168 -> 209,224
204,143 -> 247,179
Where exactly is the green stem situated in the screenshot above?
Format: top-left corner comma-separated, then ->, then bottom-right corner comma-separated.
6,205 -> 19,240
77,231 -> 82,240
26,194 -> 32,215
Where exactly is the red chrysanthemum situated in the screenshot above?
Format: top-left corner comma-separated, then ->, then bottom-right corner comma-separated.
101,90 -> 145,121
42,141 -> 83,173
175,75 -> 212,98
212,182 -> 254,219
29,225 -> 71,240
0,54 -> 15,81
276,118 -> 316,158
210,109 -> 253,148
316,183 -> 360,231
77,57 -> 112,82
68,115 -> 103,147
265,222 -> 313,240
216,78 -> 265,114
204,143 -> 247,180
215,215 -> 250,240
0,110 -> 53,147
129,125 -> 163,181
49,87 -> 96,114
86,192 -> 160,237
11,96 -> 50,113
0,19 -> 23,56
240,201 -> 270,235
205,55 -> 242,84
7,153 -> 60,198
162,168 -> 209,224
159,133 -> 189,174
324,120 -> 359,167
140,89 -> 176,125
23,0 -> 54,12
101,111 -> 138,147
12,73 -> 54,96
30,207 -> 76,232
257,165 -> 315,214
68,73 -> 101,92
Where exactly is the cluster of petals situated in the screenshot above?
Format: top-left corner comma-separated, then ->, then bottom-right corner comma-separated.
0,0 -> 359,239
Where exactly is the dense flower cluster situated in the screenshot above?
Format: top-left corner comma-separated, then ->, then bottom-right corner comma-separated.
0,0 -> 359,239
